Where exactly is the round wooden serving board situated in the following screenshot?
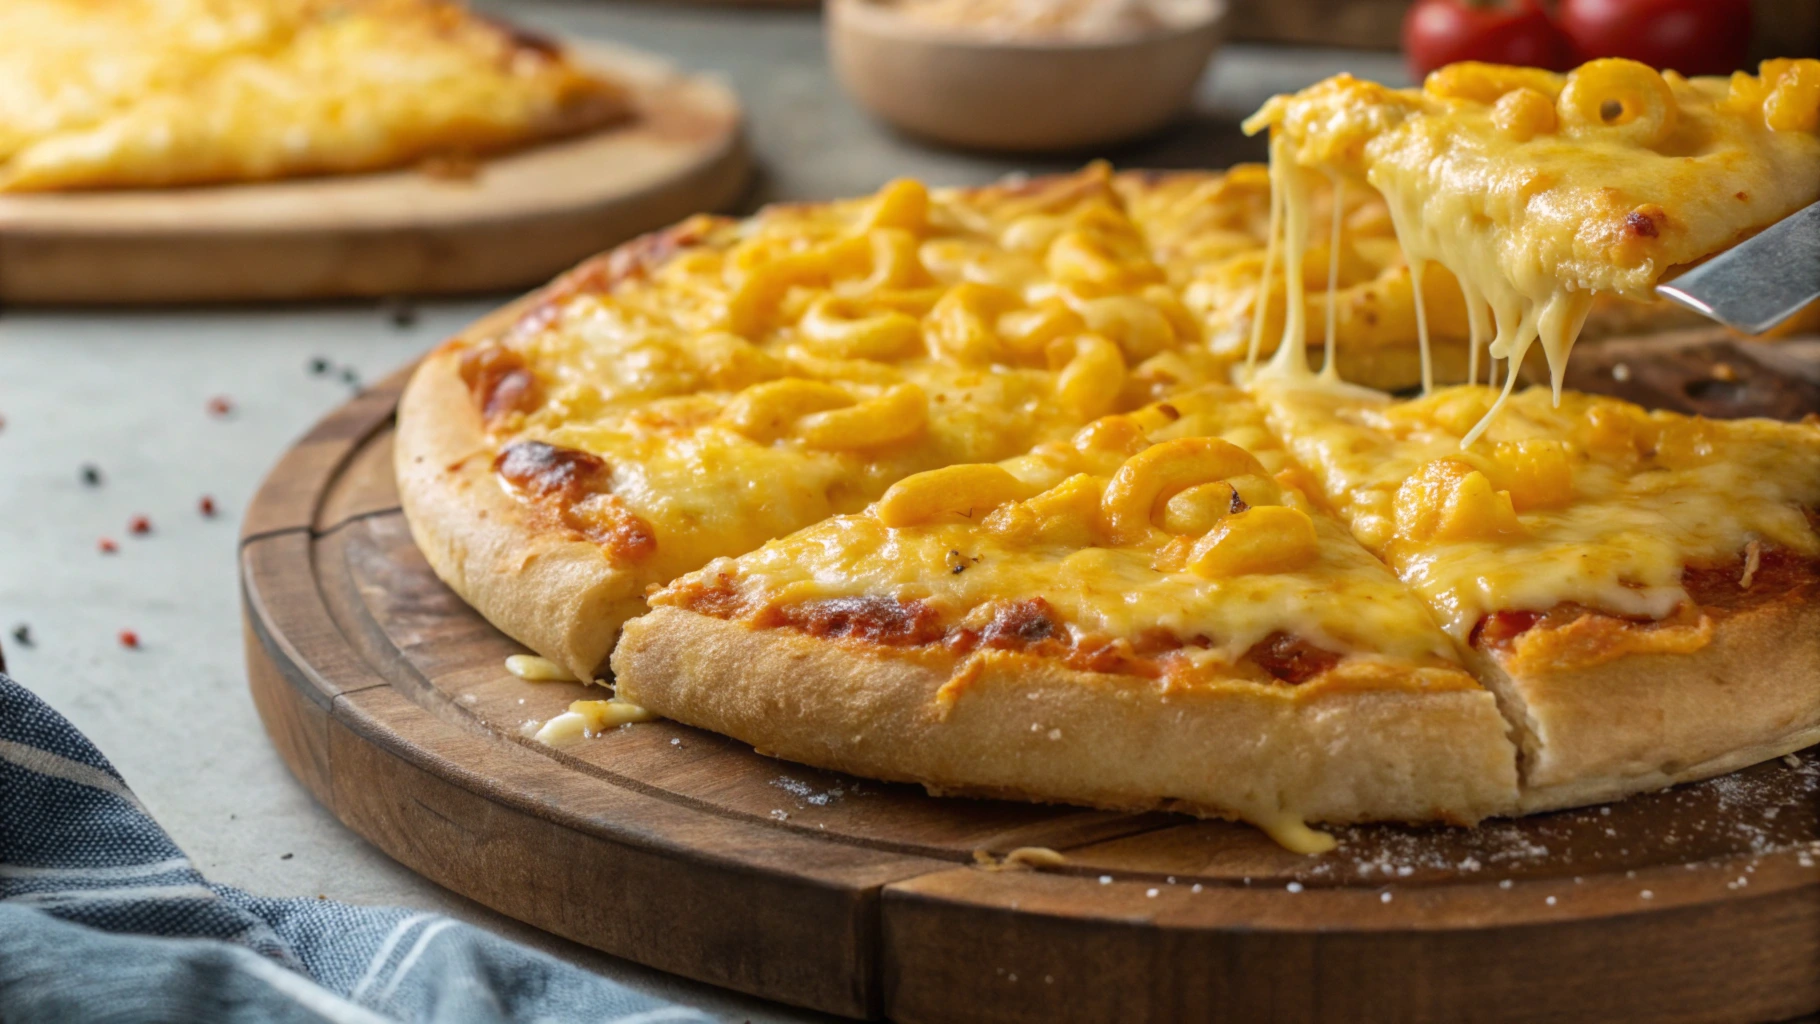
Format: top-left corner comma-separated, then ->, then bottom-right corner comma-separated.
243,347 -> 1820,1024
0,45 -> 747,305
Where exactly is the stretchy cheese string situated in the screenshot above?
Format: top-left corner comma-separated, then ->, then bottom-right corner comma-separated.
1276,140 -> 1313,378
1262,133 -> 1315,381
1377,187 -> 1435,396
1322,171 -> 1343,381
1373,168 -> 1602,445
1245,144 -> 1286,374
1460,271 -> 1490,386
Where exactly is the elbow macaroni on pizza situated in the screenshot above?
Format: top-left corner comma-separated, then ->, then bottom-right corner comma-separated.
396,59 -> 1820,851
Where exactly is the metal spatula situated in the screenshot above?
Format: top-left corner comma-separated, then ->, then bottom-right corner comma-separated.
1655,200 -> 1820,335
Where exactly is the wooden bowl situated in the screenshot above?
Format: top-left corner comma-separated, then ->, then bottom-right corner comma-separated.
827,0 -> 1227,152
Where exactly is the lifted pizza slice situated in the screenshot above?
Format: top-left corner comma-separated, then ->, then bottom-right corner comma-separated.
614,387 -> 1521,849
1243,58 -> 1820,435
1256,378 -> 1820,811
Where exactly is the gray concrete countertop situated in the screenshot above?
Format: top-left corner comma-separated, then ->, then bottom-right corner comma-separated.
0,6 -> 1398,1020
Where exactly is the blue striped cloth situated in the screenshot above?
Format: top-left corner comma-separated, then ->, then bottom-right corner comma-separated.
0,672 -> 715,1024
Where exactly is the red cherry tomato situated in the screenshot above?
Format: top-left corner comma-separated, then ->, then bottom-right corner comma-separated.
1558,0 -> 1752,77
1402,0 -> 1573,79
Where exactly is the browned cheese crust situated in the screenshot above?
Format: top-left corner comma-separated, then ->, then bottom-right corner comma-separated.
613,606 -> 1522,829
395,298 -> 637,682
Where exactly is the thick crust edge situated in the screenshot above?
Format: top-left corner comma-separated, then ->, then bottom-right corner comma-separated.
1481,594 -> 1820,813
394,310 -> 640,681
613,606 -> 1522,829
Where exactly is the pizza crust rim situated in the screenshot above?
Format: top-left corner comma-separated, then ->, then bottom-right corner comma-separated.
394,301 -> 640,682
1485,590 -> 1820,813
612,605 -> 1524,829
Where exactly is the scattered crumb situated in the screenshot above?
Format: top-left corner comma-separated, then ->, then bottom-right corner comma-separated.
1098,875 -> 1112,885
1004,847 -> 1067,870
1145,888 -> 1159,898
1611,362 -> 1631,381
1285,882 -> 1304,894
1380,891 -> 1392,903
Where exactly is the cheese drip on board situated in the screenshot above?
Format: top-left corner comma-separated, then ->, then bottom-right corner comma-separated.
1241,58 -> 1820,441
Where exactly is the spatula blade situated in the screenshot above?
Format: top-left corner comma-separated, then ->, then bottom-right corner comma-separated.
1655,200 -> 1820,336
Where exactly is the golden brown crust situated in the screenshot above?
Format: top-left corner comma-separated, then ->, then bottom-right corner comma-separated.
613,606 -> 1522,829
1468,592 -> 1820,812
394,304 -> 640,681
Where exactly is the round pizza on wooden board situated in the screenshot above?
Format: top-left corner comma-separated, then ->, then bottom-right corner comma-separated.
395,58 -> 1820,853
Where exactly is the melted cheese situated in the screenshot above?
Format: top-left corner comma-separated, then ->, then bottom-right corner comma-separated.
650,388 -> 1498,851
532,698 -> 659,746
0,0 -> 628,190
504,654 -> 577,682
494,168 -> 1250,606
660,388 -> 1469,672
1258,380 -> 1820,640
1244,59 -> 1820,437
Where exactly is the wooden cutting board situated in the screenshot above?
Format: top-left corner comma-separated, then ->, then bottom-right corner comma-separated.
242,340 -> 1820,1024
0,45 -> 747,304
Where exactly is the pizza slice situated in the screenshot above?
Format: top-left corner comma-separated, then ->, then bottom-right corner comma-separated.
0,0 -> 630,191
1120,165 -> 1707,395
1243,58 -> 1820,435
613,387 -> 1521,850
397,170 -> 1239,681
1256,378 -> 1820,811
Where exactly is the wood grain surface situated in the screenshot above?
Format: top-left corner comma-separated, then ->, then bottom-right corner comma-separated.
0,45 -> 748,304
242,337 -> 1820,1022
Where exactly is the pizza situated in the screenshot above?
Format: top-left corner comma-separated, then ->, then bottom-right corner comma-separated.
1252,381 -> 1820,811
0,0 -> 630,191
397,168 -> 1245,682
397,62 -> 1820,848
1243,58 -> 1820,436
613,387 -> 1522,853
